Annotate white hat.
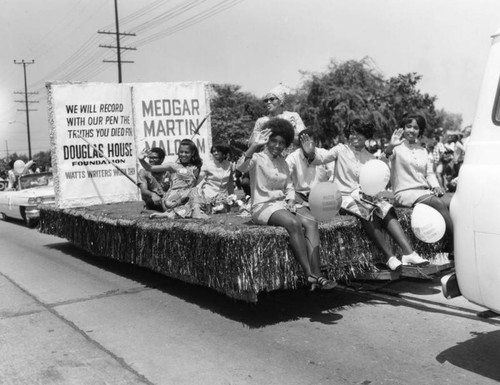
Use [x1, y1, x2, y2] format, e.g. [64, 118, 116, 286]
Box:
[267, 83, 291, 104]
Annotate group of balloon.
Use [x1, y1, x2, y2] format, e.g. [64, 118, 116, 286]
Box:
[309, 159, 446, 244]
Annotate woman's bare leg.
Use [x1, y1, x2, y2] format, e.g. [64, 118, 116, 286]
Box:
[268, 209, 311, 276]
[360, 217, 394, 262]
[295, 207, 321, 276]
[382, 211, 413, 255]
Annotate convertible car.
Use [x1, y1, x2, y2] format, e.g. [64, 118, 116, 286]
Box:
[0, 172, 55, 227]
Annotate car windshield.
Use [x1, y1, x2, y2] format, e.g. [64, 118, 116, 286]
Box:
[18, 173, 53, 190]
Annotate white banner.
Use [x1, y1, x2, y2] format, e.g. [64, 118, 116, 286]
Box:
[132, 81, 211, 163]
[48, 82, 139, 208]
[47, 81, 212, 209]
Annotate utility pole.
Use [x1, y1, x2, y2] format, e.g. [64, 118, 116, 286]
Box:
[98, 0, 136, 83]
[13, 59, 38, 159]
[5, 141, 9, 160]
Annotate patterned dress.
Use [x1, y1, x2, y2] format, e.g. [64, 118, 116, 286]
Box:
[194, 158, 234, 214]
[160, 162, 200, 218]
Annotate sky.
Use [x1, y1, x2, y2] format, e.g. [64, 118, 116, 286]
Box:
[1, 0, 500, 159]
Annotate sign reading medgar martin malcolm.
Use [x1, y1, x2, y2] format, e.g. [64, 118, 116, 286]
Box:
[132, 81, 212, 164]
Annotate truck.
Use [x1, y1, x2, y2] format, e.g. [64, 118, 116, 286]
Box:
[441, 26, 500, 315]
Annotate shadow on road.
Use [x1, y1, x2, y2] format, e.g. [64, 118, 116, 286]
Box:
[44, 241, 384, 328]
[383, 277, 443, 295]
[346, 276, 442, 296]
[46, 240, 493, 329]
[436, 330, 500, 382]
[1, 217, 29, 228]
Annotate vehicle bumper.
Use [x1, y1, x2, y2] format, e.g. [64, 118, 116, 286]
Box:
[441, 272, 461, 299]
[24, 205, 40, 219]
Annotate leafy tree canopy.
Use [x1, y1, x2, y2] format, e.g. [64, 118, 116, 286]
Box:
[32, 150, 52, 171]
[295, 57, 440, 143]
[434, 109, 463, 134]
[209, 83, 266, 159]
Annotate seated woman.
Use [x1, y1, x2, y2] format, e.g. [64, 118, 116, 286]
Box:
[137, 147, 170, 211]
[192, 143, 235, 219]
[138, 139, 202, 219]
[385, 114, 454, 254]
[304, 120, 429, 270]
[236, 118, 336, 290]
[286, 129, 336, 289]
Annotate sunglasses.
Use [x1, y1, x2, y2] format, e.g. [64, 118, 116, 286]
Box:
[263, 97, 278, 103]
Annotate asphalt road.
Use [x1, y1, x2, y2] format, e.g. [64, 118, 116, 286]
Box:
[1, 218, 499, 385]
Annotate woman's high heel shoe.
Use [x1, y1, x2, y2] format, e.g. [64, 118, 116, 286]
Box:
[307, 274, 337, 291]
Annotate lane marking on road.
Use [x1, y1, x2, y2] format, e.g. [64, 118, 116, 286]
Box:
[0, 309, 43, 320]
[47, 286, 153, 308]
[0, 271, 155, 385]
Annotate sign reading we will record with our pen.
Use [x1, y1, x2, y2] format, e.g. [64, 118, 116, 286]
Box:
[47, 81, 212, 209]
[48, 82, 139, 208]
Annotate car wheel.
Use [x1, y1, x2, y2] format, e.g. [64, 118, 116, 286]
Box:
[0, 212, 8, 221]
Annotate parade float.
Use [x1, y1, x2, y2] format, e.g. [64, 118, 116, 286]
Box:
[39, 81, 448, 302]
[39, 201, 447, 302]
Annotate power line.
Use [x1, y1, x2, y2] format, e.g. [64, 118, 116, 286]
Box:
[17, 0, 246, 96]
[28, 0, 101, 61]
[132, 0, 202, 34]
[102, 0, 171, 30]
[135, 0, 243, 46]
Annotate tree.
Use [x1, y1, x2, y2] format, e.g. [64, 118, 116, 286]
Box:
[385, 72, 438, 136]
[209, 84, 266, 159]
[295, 57, 441, 142]
[434, 109, 463, 134]
[0, 151, 51, 173]
[6, 153, 28, 165]
[33, 150, 52, 171]
[296, 58, 394, 143]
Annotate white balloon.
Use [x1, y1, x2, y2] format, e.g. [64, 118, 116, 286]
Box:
[309, 181, 342, 222]
[411, 203, 446, 243]
[359, 159, 390, 196]
[13, 160, 25, 175]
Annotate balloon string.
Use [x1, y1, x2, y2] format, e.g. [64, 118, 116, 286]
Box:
[413, 192, 437, 206]
[293, 209, 325, 224]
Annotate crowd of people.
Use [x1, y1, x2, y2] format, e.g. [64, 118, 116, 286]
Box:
[0, 159, 44, 190]
[137, 84, 466, 291]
